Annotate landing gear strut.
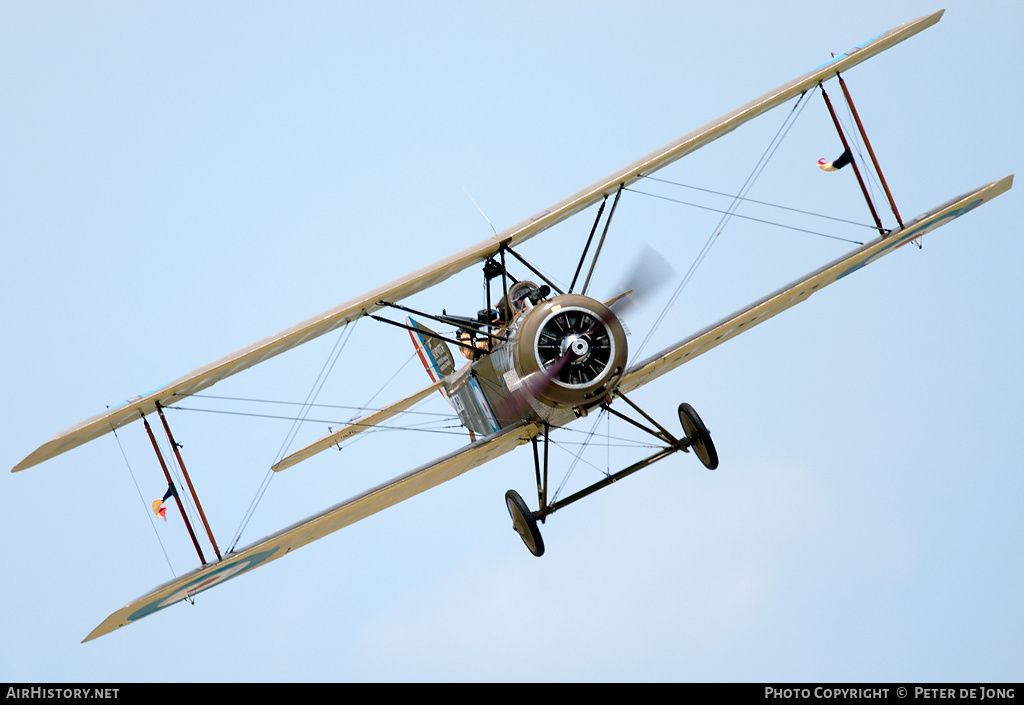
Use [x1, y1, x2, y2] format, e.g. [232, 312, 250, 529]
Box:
[505, 396, 719, 556]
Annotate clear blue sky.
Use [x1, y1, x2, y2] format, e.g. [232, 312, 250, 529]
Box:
[2, 1, 1020, 682]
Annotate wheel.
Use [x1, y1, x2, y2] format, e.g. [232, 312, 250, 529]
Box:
[504, 489, 545, 557]
[678, 403, 719, 470]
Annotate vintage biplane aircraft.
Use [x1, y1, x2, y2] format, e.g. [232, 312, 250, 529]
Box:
[11, 10, 1012, 642]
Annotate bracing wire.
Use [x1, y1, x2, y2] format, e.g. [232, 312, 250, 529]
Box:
[154, 431, 205, 540]
[185, 393, 455, 420]
[171, 349, 461, 451]
[635, 176, 877, 230]
[112, 425, 176, 577]
[173, 404, 459, 428]
[550, 409, 609, 504]
[354, 346, 423, 422]
[633, 91, 813, 360]
[228, 319, 360, 552]
[839, 94, 885, 206]
[624, 187, 866, 245]
[554, 423, 662, 449]
[171, 402, 465, 439]
[272, 318, 361, 466]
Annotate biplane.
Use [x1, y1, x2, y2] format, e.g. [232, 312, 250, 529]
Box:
[11, 10, 1012, 642]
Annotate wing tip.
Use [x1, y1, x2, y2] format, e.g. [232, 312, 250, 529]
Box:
[982, 174, 1014, 200]
[915, 8, 944, 29]
[82, 617, 123, 643]
[11, 449, 46, 473]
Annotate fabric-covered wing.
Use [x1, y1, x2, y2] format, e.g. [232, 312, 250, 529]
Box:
[618, 176, 1013, 395]
[12, 10, 942, 473]
[83, 420, 540, 642]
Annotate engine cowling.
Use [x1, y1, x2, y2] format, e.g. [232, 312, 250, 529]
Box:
[511, 294, 628, 409]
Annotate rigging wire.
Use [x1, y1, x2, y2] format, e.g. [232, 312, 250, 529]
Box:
[637, 176, 877, 230]
[154, 430, 205, 541]
[228, 319, 360, 553]
[112, 425, 176, 578]
[354, 346, 422, 423]
[555, 423, 662, 449]
[172, 347, 461, 457]
[273, 318, 361, 466]
[325, 346, 453, 452]
[549, 410, 609, 504]
[624, 187, 866, 245]
[839, 92, 885, 208]
[837, 89, 911, 244]
[184, 393, 455, 419]
[171, 404, 463, 435]
[633, 91, 813, 360]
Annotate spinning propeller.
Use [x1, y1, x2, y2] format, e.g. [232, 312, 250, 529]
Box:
[496, 246, 674, 421]
[534, 245, 674, 394]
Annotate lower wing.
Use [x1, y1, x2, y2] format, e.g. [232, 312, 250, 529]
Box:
[84, 420, 539, 642]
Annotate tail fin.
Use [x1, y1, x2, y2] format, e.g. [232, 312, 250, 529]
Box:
[406, 317, 456, 385]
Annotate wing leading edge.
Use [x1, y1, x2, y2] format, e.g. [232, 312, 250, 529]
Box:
[83, 420, 540, 642]
[11, 10, 944, 473]
[619, 176, 1014, 395]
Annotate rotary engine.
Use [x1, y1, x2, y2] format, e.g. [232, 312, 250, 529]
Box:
[505, 293, 628, 411]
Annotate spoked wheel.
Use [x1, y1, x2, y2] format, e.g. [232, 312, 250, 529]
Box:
[678, 403, 719, 470]
[505, 489, 545, 557]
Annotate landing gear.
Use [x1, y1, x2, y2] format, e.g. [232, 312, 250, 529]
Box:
[505, 489, 544, 557]
[504, 399, 718, 555]
[678, 402, 718, 470]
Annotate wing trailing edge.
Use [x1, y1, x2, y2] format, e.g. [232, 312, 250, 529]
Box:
[12, 10, 944, 473]
[619, 176, 1014, 395]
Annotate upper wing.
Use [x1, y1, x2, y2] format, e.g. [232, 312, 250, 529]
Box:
[618, 176, 1014, 395]
[83, 420, 540, 642]
[12, 10, 943, 473]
